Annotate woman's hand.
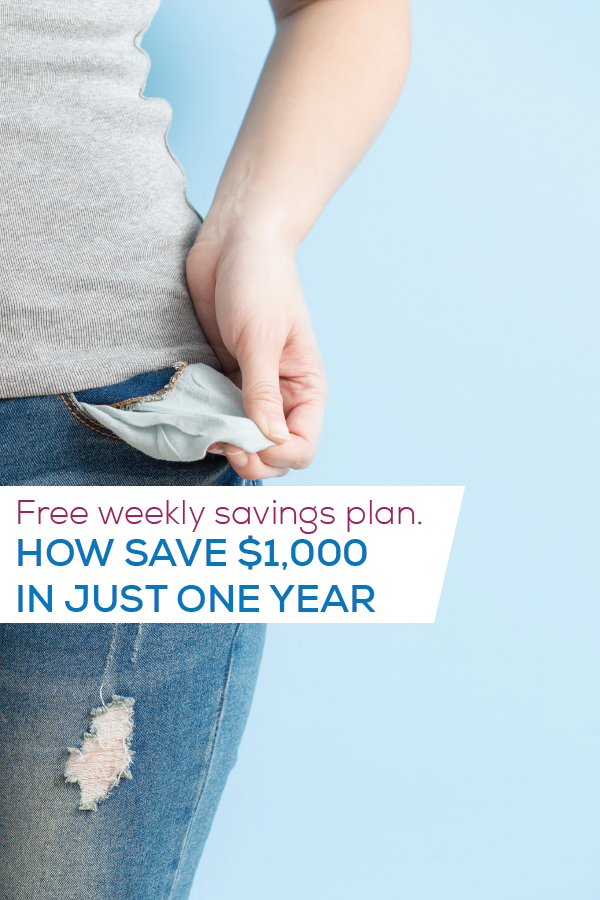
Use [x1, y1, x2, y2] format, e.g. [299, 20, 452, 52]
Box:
[186, 0, 410, 479]
[186, 222, 327, 480]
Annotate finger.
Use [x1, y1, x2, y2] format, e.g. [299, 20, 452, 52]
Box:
[224, 446, 248, 468]
[223, 446, 290, 480]
[255, 378, 326, 469]
[256, 433, 314, 470]
[227, 455, 290, 480]
[237, 341, 291, 445]
[209, 442, 289, 478]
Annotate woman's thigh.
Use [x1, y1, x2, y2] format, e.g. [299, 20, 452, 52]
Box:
[0, 623, 266, 900]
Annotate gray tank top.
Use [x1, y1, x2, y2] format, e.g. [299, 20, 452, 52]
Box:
[0, 0, 218, 399]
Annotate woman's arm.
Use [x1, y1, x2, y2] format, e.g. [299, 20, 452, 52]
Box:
[187, 0, 411, 479]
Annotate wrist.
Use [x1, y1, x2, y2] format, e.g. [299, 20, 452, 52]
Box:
[198, 169, 313, 251]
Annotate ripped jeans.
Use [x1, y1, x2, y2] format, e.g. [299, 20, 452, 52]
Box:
[0, 623, 266, 900]
[0, 370, 265, 898]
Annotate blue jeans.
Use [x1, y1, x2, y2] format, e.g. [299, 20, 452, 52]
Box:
[0, 368, 255, 487]
[0, 623, 266, 899]
[0, 370, 264, 897]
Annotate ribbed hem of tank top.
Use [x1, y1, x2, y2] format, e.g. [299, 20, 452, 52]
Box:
[0, 348, 222, 400]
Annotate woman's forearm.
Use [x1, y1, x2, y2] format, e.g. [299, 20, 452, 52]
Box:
[202, 0, 411, 246]
[189, 0, 410, 478]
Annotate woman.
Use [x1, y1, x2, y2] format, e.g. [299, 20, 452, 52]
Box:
[0, 1, 410, 896]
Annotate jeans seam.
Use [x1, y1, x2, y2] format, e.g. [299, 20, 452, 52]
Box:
[166, 624, 242, 900]
[60, 393, 120, 439]
[62, 362, 188, 440]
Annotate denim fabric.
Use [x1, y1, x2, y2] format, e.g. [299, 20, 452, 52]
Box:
[0, 369, 255, 487]
[0, 371, 265, 897]
[0, 623, 266, 900]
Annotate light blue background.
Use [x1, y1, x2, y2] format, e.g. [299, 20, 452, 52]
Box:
[144, 2, 599, 897]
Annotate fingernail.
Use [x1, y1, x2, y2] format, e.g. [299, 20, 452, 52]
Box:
[266, 415, 289, 442]
[209, 443, 225, 454]
[227, 448, 248, 466]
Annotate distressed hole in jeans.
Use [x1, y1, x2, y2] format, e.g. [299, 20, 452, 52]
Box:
[65, 695, 134, 811]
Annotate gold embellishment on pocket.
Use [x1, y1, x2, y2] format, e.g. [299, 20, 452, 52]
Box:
[109, 361, 188, 411]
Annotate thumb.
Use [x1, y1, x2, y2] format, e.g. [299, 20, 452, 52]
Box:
[238, 342, 290, 444]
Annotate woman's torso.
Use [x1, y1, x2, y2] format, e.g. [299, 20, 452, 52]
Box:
[0, 0, 216, 399]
